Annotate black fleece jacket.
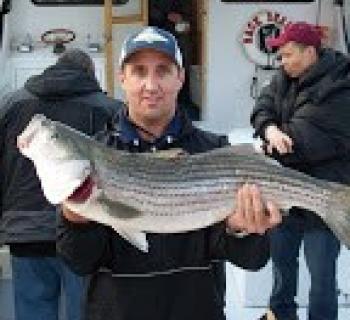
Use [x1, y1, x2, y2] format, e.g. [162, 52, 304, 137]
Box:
[57, 109, 270, 320]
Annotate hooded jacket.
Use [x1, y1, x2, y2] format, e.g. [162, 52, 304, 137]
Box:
[0, 61, 122, 252]
[251, 48, 350, 184]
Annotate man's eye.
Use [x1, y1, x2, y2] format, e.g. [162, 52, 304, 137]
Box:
[157, 66, 171, 76]
[132, 66, 147, 77]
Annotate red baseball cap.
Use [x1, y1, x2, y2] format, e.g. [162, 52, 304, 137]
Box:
[266, 22, 322, 49]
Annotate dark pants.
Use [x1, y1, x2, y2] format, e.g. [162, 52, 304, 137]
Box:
[269, 209, 340, 320]
[11, 255, 84, 320]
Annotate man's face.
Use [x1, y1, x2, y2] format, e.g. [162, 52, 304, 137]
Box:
[118, 49, 184, 127]
[278, 42, 316, 78]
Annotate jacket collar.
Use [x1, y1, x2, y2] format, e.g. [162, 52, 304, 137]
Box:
[117, 108, 183, 147]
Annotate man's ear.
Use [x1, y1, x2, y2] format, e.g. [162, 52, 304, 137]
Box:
[118, 69, 126, 88]
[178, 68, 185, 88]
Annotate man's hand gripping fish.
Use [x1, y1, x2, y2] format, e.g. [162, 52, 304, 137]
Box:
[17, 114, 350, 252]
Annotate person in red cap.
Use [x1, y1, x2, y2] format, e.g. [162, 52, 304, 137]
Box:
[251, 21, 350, 320]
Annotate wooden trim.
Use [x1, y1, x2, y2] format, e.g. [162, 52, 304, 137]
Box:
[141, 0, 149, 25]
[104, 0, 148, 97]
[112, 14, 143, 24]
[104, 0, 114, 97]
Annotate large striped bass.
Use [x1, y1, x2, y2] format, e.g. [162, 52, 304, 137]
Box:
[18, 114, 350, 252]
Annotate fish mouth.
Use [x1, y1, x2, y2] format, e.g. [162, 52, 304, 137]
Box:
[17, 114, 47, 152]
[17, 130, 36, 151]
[67, 175, 95, 203]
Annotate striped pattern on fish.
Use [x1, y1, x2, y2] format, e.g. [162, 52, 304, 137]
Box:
[17, 114, 350, 251]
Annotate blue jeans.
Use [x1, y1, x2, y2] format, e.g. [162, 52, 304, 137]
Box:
[269, 209, 340, 320]
[11, 255, 84, 320]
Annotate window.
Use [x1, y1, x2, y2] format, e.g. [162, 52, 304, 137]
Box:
[32, 0, 129, 5]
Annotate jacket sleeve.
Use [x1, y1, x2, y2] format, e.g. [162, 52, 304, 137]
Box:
[0, 92, 15, 120]
[209, 223, 270, 271]
[57, 214, 112, 275]
[272, 92, 350, 167]
[0, 117, 4, 224]
[0, 100, 12, 227]
[250, 74, 280, 139]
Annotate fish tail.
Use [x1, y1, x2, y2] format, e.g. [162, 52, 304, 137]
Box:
[323, 184, 350, 248]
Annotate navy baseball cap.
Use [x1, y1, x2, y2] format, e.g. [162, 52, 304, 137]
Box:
[118, 26, 183, 68]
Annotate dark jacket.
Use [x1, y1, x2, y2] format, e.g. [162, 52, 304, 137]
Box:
[57, 109, 270, 320]
[0, 62, 122, 252]
[251, 48, 350, 185]
[149, 0, 190, 33]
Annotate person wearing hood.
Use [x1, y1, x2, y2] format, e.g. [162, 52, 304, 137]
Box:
[0, 48, 122, 320]
[250, 22, 350, 320]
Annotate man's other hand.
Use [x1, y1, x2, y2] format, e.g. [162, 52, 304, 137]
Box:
[61, 204, 90, 224]
[226, 184, 282, 235]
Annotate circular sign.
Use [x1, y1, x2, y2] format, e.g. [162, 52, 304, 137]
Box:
[241, 10, 289, 67]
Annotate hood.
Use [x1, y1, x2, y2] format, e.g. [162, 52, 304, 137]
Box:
[299, 48, 350, 102]
[25, 62, 102, 99]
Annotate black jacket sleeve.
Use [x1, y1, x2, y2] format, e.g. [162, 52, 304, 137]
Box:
[0, 116, 4, 224]
[0, 100, 12, 226]
[210, 223, 269, 271]
[250, 74, 280, 139]
[57, 214, 111, 275]
[272, 92, 350, 167]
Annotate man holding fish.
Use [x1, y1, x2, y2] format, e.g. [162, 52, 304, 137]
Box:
[52, 27, 282, 320]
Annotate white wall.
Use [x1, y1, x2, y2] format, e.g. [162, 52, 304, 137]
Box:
[9, 0, 140, 47]
[0, 10, 12, 94]
[203, 0, 318, 133]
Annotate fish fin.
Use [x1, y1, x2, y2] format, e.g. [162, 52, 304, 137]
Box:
[323, 184, 350, 249]
[229, 143, 258, 155]
[103, 197, 142, 219]
[150, 148, 187, 159]
[228, 144, 281, 166]
[111, 225, 149, 252]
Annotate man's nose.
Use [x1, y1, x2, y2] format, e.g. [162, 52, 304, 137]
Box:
[143, 73, 159, 91]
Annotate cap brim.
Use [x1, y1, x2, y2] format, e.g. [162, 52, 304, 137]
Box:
[265, 36, 287, 49]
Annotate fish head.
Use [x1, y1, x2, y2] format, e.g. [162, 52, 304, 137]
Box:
[18, 114, 85, 162]
[18, 114, 92, 204]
